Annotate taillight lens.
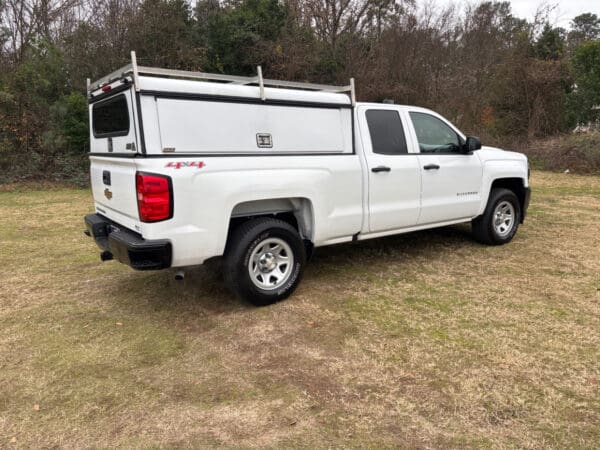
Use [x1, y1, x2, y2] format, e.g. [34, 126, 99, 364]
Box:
[136, 172, 172, 222]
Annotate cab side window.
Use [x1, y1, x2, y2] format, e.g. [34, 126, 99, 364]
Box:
[366, 110, 408, 155]
[409, 112, 461, 154]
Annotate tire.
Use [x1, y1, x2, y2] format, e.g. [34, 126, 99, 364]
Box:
[472, 188, 521, 245]
[223, 217, 306, 306]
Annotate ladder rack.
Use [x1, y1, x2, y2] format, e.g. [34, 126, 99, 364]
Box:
[88, 51, 356, 105]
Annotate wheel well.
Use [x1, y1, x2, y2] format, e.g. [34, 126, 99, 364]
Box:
[490, 178, 527, 222]
[226, 198, 315, 257]
[228, 212, 299, 236]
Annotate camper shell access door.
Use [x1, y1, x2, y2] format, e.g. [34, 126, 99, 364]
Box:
[88, 78, 141, 155]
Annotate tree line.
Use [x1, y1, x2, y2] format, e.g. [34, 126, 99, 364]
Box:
[1, 0, 599, 182]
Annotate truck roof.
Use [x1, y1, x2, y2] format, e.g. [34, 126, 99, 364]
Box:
[355, 102, 431, 111]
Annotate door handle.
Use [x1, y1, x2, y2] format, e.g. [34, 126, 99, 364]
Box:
[371, 166, 391, 173]
[423, 164, 440, 170]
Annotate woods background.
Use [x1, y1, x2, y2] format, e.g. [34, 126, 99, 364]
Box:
[1, 0, 599, 184]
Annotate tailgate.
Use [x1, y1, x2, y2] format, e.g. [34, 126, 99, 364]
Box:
[90, 156, 141, 232]
[88, 82, 143, 231]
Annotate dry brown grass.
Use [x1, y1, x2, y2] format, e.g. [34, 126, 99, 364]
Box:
[1, 171, 599, 448]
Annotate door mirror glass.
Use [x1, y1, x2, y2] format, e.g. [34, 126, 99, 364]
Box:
[465, 136, 482, 152]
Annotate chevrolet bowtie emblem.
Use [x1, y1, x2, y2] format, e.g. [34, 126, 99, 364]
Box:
[104, 188, 113, 200]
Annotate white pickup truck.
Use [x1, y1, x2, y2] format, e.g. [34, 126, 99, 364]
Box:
[84, 52, 530, 305]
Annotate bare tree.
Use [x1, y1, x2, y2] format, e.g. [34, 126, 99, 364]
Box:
[304, 0, 411, 46]
[1, 0, 82, 61]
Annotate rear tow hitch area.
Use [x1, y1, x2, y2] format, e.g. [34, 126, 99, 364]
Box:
[84, 213, 172, 270]
[84, 229, 113, 261]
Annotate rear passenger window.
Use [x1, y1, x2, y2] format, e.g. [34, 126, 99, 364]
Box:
[366, 110, 407, 155]
[92, 94, 130, 137]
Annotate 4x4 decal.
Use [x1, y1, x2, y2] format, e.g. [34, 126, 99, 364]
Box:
[165, 161, 205, 169]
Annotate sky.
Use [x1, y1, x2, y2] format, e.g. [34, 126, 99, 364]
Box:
[434, 0, 600, 27]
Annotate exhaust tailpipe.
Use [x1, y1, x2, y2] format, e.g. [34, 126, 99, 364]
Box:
[174, 270, 185, 281]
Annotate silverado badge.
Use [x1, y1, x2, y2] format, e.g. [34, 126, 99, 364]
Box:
[104, 188, 113, 200]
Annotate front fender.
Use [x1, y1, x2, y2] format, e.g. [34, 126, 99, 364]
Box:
[478, 159, 528, 216]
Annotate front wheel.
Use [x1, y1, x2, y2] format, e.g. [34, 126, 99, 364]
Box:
[223, 217, 306, 306]
[472, 188, 521, 245]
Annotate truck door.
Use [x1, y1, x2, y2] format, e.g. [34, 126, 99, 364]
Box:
[359, 106, 421, 232]
[407, 110, 483, 225]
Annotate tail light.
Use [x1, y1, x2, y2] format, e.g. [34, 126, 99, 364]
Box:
[136, 172, 173, 222]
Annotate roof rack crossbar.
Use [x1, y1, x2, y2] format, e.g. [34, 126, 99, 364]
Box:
[88, 51, 356, 103]
[89, 63, 133, 92]
[131, 65, 352, 93]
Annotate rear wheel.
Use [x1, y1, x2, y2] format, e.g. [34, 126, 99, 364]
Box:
[472, 188, 521, 245]
[224, 217, 306, 306]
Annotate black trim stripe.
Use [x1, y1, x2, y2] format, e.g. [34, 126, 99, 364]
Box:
[134, 91, 147, 154]
[88, 151, 474, 158]
[351, 108, 356, 155]
[89, 152, 137, 158]
[145, 152, 354, 157]
[89, 152, 355, 158]
[140, 90, 352, 109]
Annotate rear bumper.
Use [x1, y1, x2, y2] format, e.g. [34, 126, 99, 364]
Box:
[84, 213, 171, 270]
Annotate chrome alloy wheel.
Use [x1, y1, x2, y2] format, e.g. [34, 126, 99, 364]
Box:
[248, 237, 294, 290]
[493, 201, 515, 237]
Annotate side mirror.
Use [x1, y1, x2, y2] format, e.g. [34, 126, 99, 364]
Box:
[465, 136, 481, 152]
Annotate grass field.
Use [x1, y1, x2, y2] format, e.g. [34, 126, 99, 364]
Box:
[1, 171, 599, 448]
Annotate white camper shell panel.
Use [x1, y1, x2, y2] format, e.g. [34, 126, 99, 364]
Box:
[136, 76, 353, 155]
[154, 98, 351, 154]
